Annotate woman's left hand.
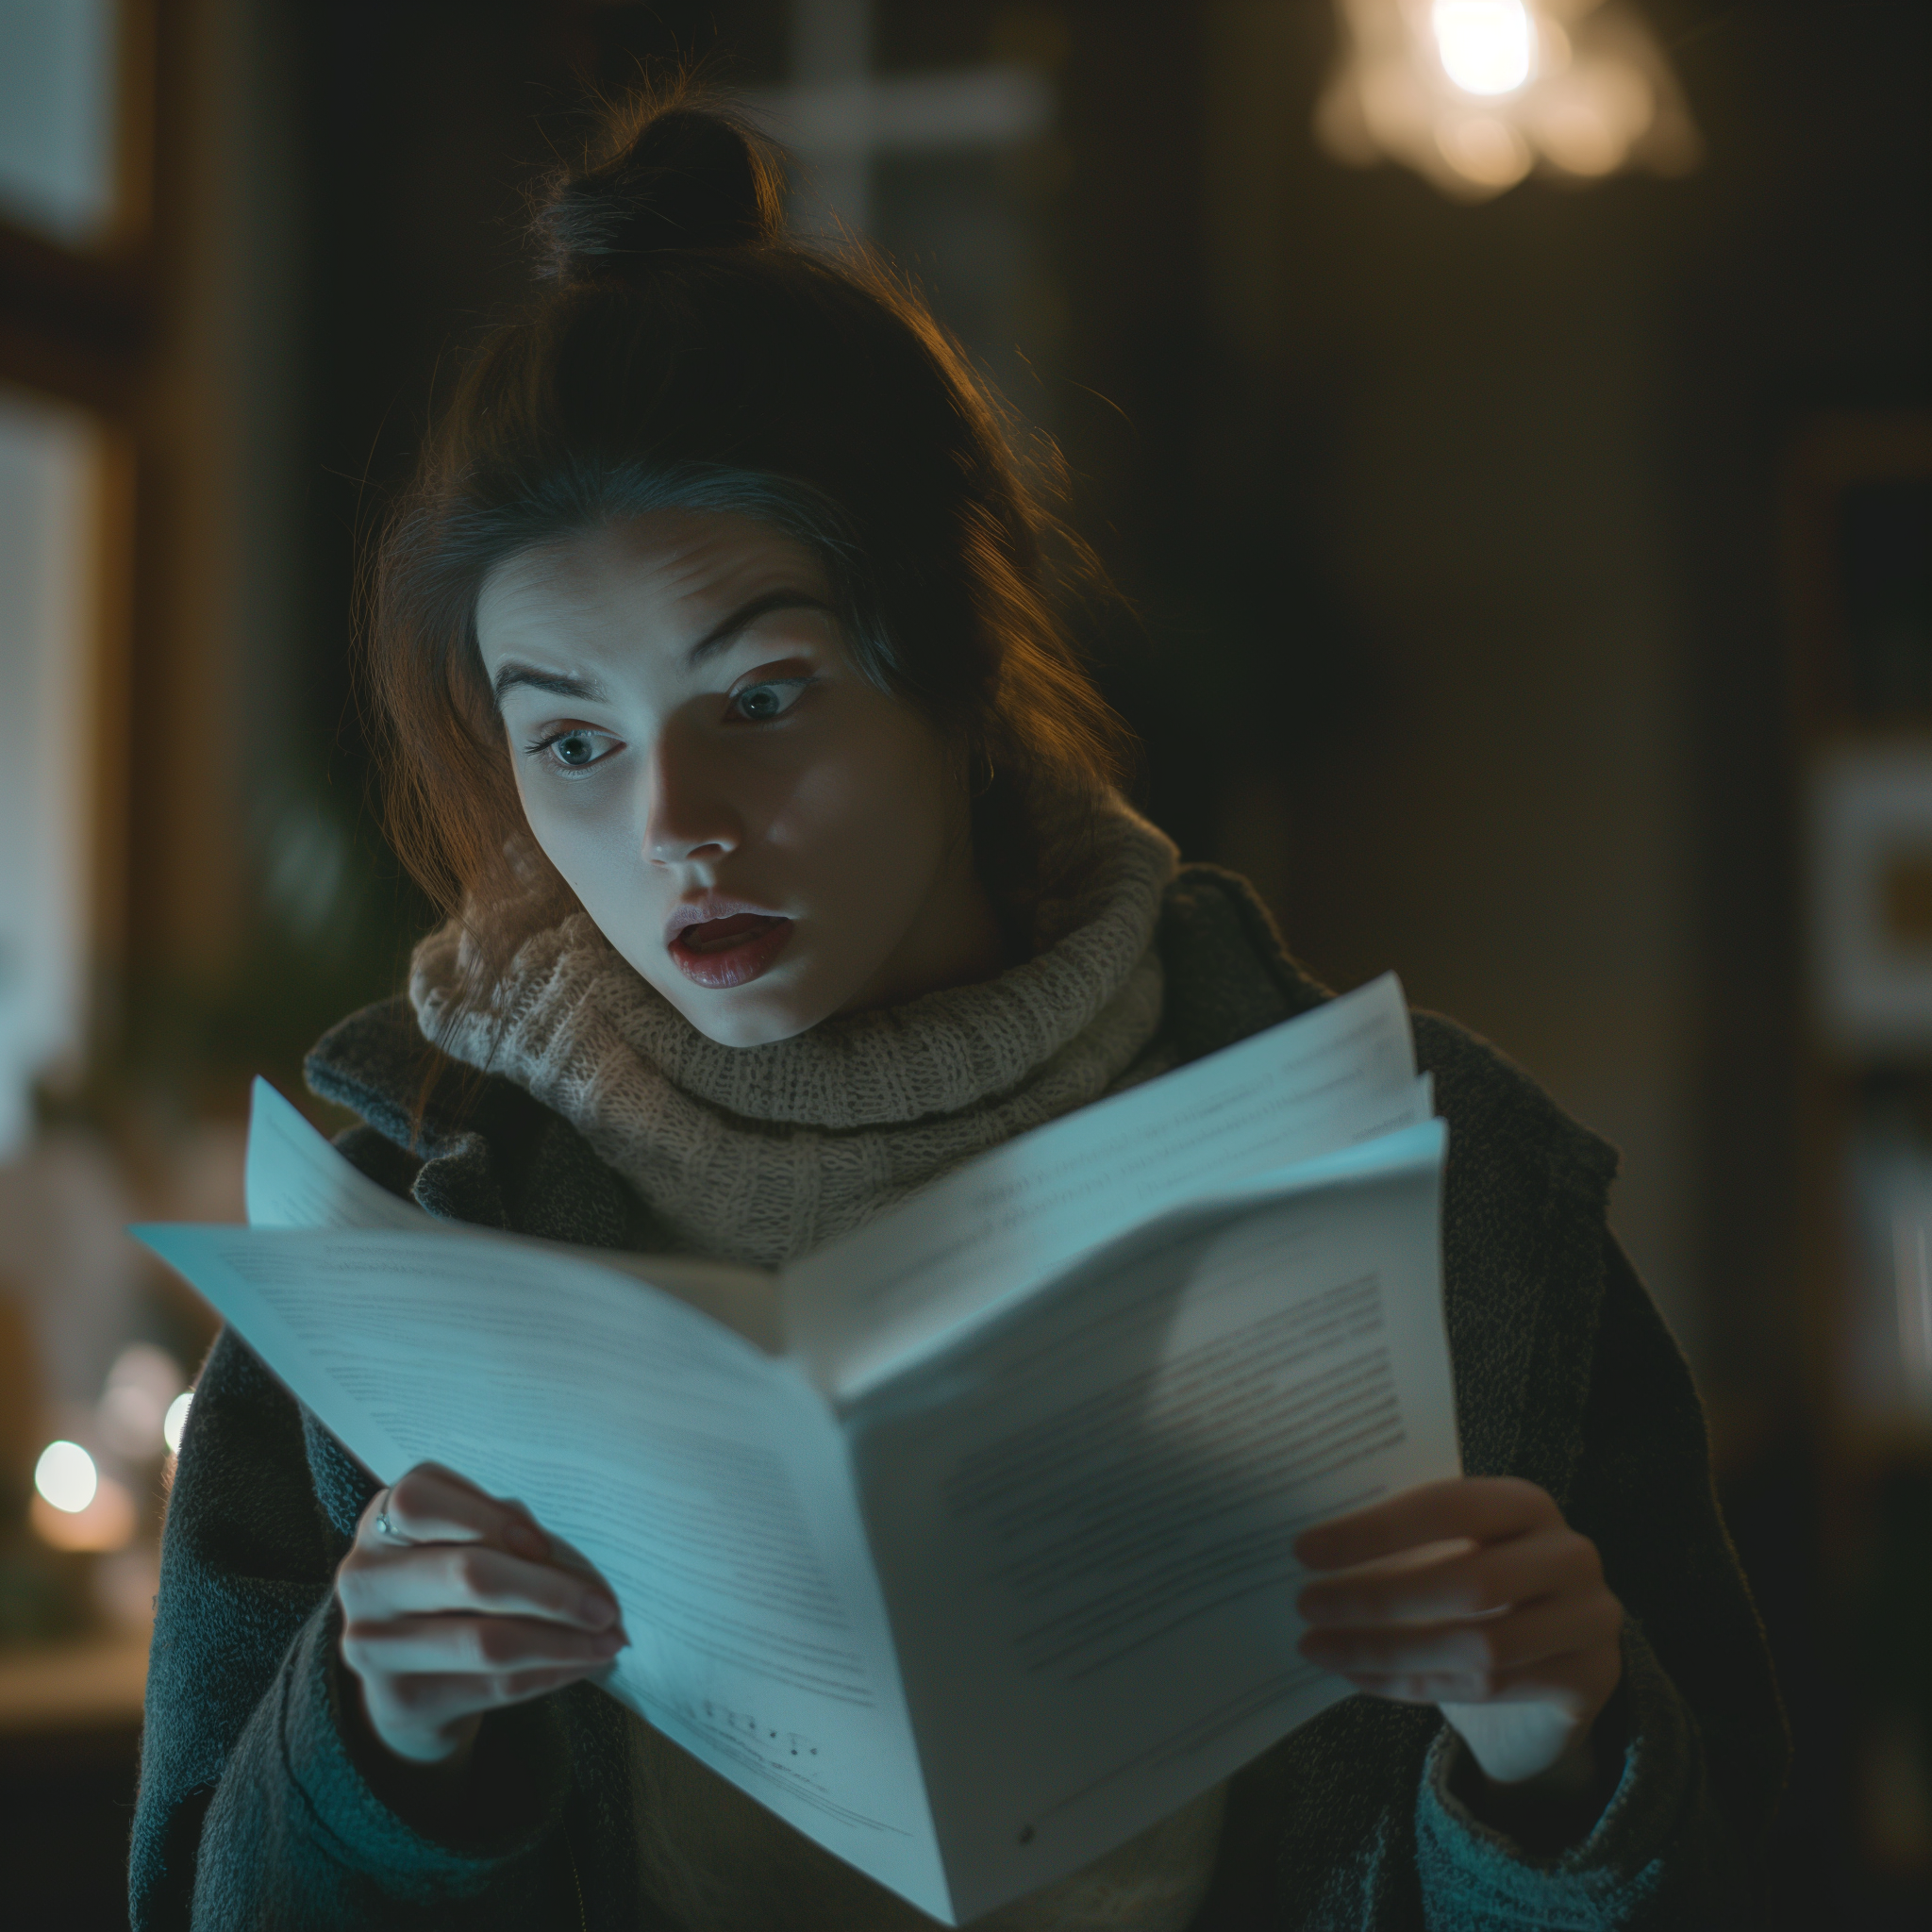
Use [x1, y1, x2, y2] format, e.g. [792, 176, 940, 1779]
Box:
[1294, 1476, 1624, 1789]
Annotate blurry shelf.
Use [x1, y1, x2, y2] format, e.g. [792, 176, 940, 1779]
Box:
[0, 1627, 148, 1734]
[1787, 416, 1932, 1468]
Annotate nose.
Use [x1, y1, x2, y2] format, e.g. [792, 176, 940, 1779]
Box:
[642, 722, 741, 867]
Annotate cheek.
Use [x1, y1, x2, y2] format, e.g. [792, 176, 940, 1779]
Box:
[508, 765, 648, 914]
[768, 715, 954, 890]
[510, 764, 584, 862]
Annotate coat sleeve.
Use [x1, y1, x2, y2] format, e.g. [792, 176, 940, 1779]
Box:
[1410, 1233, 1790, 1928]
[129, 1326, 579, 1930]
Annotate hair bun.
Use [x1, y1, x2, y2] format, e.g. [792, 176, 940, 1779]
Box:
[536, 101, 785, 282]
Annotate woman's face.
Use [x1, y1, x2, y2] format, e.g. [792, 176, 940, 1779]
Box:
[476, 508, 999, 1047]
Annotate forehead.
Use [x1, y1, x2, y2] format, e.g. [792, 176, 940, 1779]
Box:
[475, 508, 828, 660]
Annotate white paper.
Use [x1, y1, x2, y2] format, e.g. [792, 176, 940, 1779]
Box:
[138, 974, 1461, 1924]
[845, 1123, 1457, 1917]
[137, 1218, 952, 1916]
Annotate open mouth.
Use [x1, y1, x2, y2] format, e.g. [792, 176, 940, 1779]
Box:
[668, 912, 793, 990]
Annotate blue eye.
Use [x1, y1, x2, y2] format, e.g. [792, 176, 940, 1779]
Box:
[524, 727, 615, 770]
[730, 678, 810, 722]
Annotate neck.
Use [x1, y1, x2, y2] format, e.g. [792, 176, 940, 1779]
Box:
[838, 842, 1011, 1015]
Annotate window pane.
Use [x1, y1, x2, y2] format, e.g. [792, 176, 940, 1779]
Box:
[0, 0, 119, 246]
[0, 387, 103, 1154]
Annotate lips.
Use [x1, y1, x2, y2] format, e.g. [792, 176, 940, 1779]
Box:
[678, 913, 780, 954]
[666, 902, 793, 991]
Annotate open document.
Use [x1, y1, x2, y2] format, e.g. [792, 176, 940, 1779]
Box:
[135, 973, 1461, 1925]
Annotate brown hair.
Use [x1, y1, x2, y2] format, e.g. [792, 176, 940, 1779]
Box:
[364, 82, 1133, 1017]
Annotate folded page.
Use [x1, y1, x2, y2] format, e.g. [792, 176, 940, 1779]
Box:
[136, 1222, 952, 1917]
[244, 1078, 435, 1232]
[845, 1121, 1457, 1921]
[242, 1079, 790, 1353]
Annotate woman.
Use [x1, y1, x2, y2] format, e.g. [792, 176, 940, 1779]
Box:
[131, 91, 1786, 1930]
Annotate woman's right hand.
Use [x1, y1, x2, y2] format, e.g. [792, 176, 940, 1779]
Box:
[335, 1460, 629, 1770]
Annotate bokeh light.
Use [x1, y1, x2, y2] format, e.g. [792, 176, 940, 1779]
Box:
[162, 1390, 192, 1454]
[34, 1439, 97, 1514]
[96, 1341, 185, 1457]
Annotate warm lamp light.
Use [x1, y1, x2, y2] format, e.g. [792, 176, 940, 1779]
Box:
[1317, 0, 1700, 201]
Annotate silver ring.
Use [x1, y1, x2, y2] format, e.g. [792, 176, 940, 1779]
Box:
[374, 1491, 405, 1541]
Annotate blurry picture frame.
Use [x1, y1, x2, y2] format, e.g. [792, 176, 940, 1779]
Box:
[1788, 414, 1932, 1053]
[1811, 746, 1932, 1054]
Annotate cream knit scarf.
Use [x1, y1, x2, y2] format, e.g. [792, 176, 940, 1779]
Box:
[408, 799, 1181, 1271]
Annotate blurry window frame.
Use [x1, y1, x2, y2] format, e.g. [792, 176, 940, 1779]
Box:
[0, 0, 154, 1091]
[0, 0, 153, 412]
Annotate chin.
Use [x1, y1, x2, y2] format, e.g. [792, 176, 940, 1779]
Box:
[689, 1004, 824, 1049]
[651, 973, 842, 1050]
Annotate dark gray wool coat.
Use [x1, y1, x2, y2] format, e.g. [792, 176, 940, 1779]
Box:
[130, 866, 1788, 1930]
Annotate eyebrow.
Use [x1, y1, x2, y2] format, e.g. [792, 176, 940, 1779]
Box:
[685, 590, 835, 668]
[491, 665, 612, 709]
[490, 590, 835, 709]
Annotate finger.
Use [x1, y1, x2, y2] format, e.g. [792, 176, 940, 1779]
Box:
[1298, 1588, 1624, 1679]
[1300, 1524, 1600, 1627]
[1291, 1591, 1623, 1684]
[342, 1614, 628, 1678]
[339, 1541, 624, 1630]
[366, 1662, 607, 1734]
[1294, 1478, 1559, 1572]
[539, 1525, 608, 1585]
[1320, 1664, 1599, 1709]
[358, 1463, 550, 1561]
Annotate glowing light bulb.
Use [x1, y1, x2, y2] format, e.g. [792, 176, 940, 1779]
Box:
[35, 1440, 99, 1514]
[163, 1391, 193, 1454]
[1317, 0, 1700, 201]
[1432, 0, 1536, 96]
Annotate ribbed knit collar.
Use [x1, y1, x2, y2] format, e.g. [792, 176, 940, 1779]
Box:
[408, 799, 1178, 1265]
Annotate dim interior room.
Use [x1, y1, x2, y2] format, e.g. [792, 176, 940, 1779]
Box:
[0, 0, 1925, 1924]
